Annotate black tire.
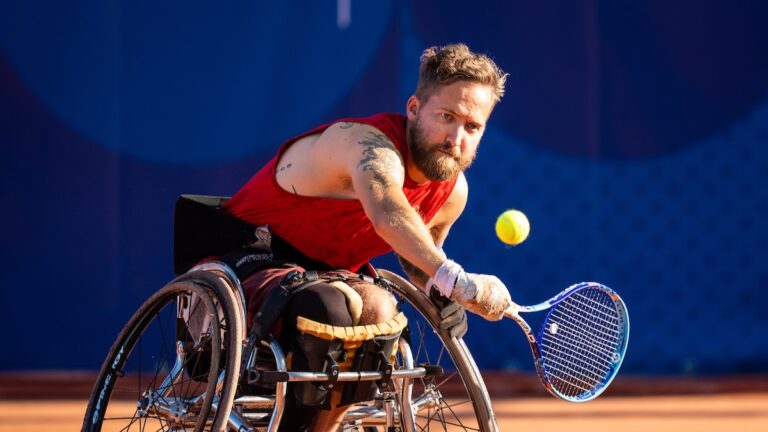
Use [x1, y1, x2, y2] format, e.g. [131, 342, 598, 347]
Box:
[82, 281, 222, 432]
[177, 270, 245, 432]
[375, 270, 498, 432]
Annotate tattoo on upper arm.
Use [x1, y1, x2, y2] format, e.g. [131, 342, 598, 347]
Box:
[357, 131, 401, 190]
[277, 163, 293, 173]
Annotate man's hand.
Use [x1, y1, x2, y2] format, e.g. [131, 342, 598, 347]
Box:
[452, 273, 512, 321]
[433, 260, 514, 321]
[429, 288, 468, 338]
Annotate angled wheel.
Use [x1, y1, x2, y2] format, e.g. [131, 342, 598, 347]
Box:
[377, 269, 498, 432]
[178, 269, 245, 432]
[82, 280, 223, 432]
[83, 269, 245, 432]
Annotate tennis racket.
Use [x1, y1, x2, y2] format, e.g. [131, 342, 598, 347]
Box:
[504, 282, 629, 402]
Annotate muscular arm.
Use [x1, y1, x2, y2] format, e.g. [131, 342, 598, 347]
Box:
[309, 122, 507, 321]
[343, 124, 458, 278]
[397, 176, 468, 288]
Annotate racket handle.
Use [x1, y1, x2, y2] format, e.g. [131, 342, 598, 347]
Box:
[504, 304, 522, 320]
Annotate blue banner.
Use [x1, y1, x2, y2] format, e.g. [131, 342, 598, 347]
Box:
[1, 0, 766, 374]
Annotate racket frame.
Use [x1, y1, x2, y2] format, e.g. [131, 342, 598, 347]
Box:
[506, 282, 630, 402]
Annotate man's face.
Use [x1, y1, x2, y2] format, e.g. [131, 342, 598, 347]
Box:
[406, 81, 495, 182]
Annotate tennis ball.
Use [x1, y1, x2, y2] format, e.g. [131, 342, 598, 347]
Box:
[495, 209, 530, 246]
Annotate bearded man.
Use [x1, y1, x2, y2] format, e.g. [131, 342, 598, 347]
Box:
[221, 43, 514, 431]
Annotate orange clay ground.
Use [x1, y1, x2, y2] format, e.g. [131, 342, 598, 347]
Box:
[1, 393, 766, 431]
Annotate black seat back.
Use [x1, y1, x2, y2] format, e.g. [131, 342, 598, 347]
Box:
[173, 195, 261, 275]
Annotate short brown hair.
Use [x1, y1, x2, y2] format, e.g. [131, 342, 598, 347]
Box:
[415, 43, 508, 103]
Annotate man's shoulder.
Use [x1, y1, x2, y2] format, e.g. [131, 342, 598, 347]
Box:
[337, 112, 405, 126]
[334, 113, 406, 144]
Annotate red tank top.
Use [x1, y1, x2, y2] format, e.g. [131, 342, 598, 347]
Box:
[224, 113, 458, 272]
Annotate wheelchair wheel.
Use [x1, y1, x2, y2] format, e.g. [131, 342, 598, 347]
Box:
[375, 269, 498, 432]
[178, 269, 245, 432]
[83, 271, 244, 432]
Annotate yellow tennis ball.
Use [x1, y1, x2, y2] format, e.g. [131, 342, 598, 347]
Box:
[495, 209, 530, 246]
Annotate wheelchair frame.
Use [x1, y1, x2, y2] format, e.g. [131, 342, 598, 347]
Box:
[82, 261, 498, 432]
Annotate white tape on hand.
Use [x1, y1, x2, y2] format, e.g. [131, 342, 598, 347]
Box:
[452, 273, 512, 321]
[432, 260, 464, 298]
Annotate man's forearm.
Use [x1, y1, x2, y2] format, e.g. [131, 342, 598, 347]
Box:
[396, 254, 430, 289]
[368, 193, 446, 277]
[347, 125, 448, 277]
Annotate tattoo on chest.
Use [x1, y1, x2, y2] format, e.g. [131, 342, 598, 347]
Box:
[357, 132, 397, 189]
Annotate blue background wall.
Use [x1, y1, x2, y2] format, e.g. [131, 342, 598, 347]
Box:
[1, 0, 766, 375]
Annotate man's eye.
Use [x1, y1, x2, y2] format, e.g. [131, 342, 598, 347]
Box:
[439, 113, 452, 120]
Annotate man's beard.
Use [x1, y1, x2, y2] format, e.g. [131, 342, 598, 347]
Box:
[407, 118, 476, 182]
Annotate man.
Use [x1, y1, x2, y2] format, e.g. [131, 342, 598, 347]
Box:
[223, 43, 514, 431]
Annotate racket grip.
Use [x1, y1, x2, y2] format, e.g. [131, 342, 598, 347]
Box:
[504, 304, 522, 320]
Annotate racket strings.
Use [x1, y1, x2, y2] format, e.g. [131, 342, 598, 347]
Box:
[549, 302, 620, 352]
[547, 294, 621, 357]
[537, 350, 604, 386]
[540, 336, 609, 384]
[542, 326, 616, 368]
[539, 288, 624, 399]
[566, 296, 623, 335]
[543, 321, 616, 359]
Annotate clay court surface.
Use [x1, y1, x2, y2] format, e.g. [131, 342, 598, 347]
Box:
[1, 393, 766, 431]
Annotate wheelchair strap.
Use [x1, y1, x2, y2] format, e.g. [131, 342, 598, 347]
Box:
[217, 247, 281, 282]
[250, 270, 321, 342]
[244, 269, 393, 365]
[249, 270, 387, 337]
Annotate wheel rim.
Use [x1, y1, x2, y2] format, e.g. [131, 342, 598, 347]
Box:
[342, 270, 495, 432]
[398, 297, 482, 432]
[86, 284, 221, 432]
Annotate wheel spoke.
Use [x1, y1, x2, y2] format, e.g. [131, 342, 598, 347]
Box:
[361, 270, 495, 431]
[83, 282, 227, 432]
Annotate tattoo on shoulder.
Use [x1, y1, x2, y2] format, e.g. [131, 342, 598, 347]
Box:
[357, 131, 400, 189]
[339, 122, 355, 129]
[277, 162, 292, 173]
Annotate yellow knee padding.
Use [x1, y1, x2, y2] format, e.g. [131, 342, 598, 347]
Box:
[296, 312, 408, 369]
[296, 312, 407, 342]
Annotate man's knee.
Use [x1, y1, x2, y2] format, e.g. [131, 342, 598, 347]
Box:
[355, 283, 398, 325]
[282, 279, 406, 410]
[284, 283, 355, 332]
[286, 280, 398, 327]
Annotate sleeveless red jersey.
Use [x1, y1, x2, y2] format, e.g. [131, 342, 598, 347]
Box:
[224, 113, 458, 272]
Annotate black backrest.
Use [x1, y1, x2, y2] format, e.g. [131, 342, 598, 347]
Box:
[173, 195, 259, 275]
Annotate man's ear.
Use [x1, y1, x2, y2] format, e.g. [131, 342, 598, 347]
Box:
[406, 96, 420, 120]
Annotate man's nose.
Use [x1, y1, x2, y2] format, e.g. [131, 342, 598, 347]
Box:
[446, 126, 464, 148]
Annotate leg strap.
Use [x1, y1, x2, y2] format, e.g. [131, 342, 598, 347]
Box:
[248, 270, 324, 342]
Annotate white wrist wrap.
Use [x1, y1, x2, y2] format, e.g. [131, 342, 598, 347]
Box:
[433, 260, 464, 298]
[425, 277, 435, 293]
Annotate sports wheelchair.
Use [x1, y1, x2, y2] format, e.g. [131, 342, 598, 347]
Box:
[81, 196, 498, 431]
